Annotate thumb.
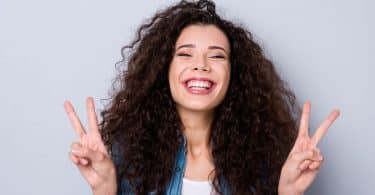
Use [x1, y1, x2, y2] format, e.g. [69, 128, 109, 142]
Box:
[71, 142, 106, 163]
[287, 150, 316, 171]
[281, 150, 316, 183]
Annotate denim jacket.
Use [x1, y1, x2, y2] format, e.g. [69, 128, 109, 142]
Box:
[112, 136, 231, 195]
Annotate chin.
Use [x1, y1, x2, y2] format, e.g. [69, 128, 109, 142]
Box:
[178, 102, 217, 112]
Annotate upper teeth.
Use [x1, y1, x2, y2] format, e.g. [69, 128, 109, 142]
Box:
[187, 80, 212, 88]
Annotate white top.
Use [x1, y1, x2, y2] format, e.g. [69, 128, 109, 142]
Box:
[181, 178, 218, 195]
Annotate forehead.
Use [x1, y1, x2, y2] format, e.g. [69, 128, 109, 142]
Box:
[175, 24, 230, 51]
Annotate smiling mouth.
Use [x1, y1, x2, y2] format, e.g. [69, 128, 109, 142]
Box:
[186, 80, 213, 89]
[183, 78, 216, 95]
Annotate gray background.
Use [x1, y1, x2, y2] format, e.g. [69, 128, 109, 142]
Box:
[0, 0, 373, 194]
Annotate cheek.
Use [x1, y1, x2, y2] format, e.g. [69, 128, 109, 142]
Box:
[169, 60, 190, 84]
[217, 64, 231, 98]
[218, 63, 231, 85]
[168, 62, 182, 93]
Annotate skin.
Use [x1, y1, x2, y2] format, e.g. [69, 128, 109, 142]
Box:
[168, 25, 231, 181]
[278, 102, 340, 195]
[64, 25, 340, 195]
[64, 98, 117, 195]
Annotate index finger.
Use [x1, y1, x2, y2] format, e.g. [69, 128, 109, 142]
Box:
[64, 100, 86, 138]
[311, 109, 340, 146]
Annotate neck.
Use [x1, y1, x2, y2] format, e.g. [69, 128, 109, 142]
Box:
[177, 107, 214, 157]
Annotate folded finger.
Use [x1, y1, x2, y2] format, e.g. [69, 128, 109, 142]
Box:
[289, 150, 314, 170]
[71, 145, 105, 163]
[299, 159, 312, 170]
[69, 150, 89, 165]
[298, 148, 322, 170]
[309, 161, 322, 170]
[69, 152, 79, 164]
[79, 158, 89, 165]
[71, 141, 82, 149]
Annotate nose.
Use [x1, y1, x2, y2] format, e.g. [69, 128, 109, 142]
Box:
[192, 66, 210, 72]
[192, 57, 211, 72]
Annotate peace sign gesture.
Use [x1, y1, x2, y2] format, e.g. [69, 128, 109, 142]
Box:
[278, 101, 340, 195]
[64, 97, 117, 195]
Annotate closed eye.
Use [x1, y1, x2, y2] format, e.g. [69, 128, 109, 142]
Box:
[176, 53, 192, 57]
[210, 55, 225, 59]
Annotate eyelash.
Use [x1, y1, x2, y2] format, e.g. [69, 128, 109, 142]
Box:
[176, 53, 191, 57]
[212, 55, 225, 59]
[176, 53, 225, 59]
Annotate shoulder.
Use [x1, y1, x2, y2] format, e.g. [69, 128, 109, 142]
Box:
[110, 142, 136, 195]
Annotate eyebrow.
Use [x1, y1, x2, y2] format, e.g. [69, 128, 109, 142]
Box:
[176, 44, 227, 53]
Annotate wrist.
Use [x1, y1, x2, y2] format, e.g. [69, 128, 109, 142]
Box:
[278, 185, 303, 195]
[92, 178, 117, 195]
[93, 184, 117, 195]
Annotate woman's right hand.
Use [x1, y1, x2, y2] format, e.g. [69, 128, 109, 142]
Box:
[64, 97, 117, 195]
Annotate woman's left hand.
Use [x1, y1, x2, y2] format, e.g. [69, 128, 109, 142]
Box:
[278, 101, 340, 195]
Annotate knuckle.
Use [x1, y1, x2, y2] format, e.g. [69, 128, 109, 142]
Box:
[81, 147, 89, 156]
[290, 153, 300, 161]
[70, 142, 80, 149]
[97, 152, 106, 162]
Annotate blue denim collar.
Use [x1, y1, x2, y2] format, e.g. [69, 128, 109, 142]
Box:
[114, 135, 231, 194]
[165, 135, 231, 195]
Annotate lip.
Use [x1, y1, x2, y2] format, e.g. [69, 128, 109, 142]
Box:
[182, 77, 217, 95]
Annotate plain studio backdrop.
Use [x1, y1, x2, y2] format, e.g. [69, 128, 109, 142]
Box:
[0, 0, 374, 194]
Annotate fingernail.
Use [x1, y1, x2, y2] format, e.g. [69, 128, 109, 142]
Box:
[318, 155, 323, 161]
[72, 158, 79, 164]
[81, 158, 88, 165]
[71, 149, 80, 154]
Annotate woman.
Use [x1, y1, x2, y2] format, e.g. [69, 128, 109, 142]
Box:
[64, 0, 340, 194]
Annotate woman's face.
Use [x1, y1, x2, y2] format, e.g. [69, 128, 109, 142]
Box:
[168, 24, 231, 112]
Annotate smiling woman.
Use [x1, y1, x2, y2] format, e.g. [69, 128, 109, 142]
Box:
[169, 25, 231, 111]
[63, 0, 340, 195]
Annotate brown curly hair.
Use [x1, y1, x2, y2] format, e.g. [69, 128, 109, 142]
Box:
[99, 0, 300, 194]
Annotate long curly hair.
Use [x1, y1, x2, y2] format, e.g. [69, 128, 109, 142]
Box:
[99, 0, 300, 194]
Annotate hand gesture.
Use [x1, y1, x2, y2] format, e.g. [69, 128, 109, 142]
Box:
[64, 97, 117, 195]
[278, 101, 340, 195]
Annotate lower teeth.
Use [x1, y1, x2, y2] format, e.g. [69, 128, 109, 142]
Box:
[190, 87, 209, 89]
